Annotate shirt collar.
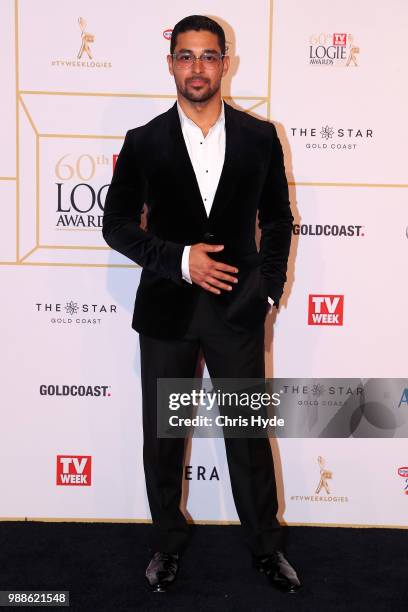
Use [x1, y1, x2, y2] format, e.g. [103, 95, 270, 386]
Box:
[177, 100, 225, 132]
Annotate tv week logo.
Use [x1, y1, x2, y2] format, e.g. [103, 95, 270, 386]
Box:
[333, 33, 347, 46]
[308, 295, 344, 325]
[56, 455, 92, 486]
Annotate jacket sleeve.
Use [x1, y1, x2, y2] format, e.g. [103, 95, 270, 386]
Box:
[257, 125, 294, 308]
[102, 130, 184, 285]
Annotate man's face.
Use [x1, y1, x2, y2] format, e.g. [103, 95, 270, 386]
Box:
[167, 30, 229, 103]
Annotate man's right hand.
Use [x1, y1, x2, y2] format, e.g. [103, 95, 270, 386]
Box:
[189, 243, 239, 295]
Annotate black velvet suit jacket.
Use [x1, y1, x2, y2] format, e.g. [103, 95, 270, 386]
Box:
[102, 101, 293, 340]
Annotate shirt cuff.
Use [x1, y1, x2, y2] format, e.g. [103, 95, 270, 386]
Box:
[267, 296, 274, 308]
[181, 246, 192, 283]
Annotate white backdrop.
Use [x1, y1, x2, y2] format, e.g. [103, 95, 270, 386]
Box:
[1, 0, 407, 527]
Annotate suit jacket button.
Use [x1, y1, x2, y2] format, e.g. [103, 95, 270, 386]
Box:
[203, 232, 216, 243]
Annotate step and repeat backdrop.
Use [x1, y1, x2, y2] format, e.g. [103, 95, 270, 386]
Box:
[1, 0, 407, 526]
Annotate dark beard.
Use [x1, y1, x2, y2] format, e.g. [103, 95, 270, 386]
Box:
[177, 78, 220, 103]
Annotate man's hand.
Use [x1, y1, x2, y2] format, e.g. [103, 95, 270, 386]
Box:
[189, 243, 239, 294]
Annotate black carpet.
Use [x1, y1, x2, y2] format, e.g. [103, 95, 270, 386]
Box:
[0, 522, 406, 611]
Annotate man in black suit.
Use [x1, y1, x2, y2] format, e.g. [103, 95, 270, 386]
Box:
[103, 15, 300, 594]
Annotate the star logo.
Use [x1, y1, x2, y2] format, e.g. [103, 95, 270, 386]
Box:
[311, 384, 325, 397]
[65, 301, 79, 315]
[320, 125, 335, 140]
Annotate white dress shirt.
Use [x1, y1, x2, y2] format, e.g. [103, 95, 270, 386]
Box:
[177, 101, 273, 307]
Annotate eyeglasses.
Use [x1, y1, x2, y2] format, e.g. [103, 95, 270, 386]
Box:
[171, 51, 225, 69]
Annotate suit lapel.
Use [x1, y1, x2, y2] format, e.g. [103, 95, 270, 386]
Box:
[168, 103, 208, 225]
[208, 102, 242, 222]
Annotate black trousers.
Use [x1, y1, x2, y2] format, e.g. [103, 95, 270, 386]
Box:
[139, 289, 281, 556]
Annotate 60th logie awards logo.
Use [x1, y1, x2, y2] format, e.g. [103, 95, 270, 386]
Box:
[308, 33, 360, 67]
[51, 16, 112, 69]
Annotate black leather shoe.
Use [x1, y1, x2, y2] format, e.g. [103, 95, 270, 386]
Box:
[145, 552, 179, 592]
[254, 551, 301, 593]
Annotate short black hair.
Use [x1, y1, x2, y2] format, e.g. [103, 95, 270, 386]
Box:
[170, 15, 226, 55]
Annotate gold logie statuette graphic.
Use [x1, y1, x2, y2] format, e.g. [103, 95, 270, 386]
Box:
[50, 15, 111, 68]
[315, 456, 333, 495]
[346, 46, 360, 67]
[77, 17, 94, 60]
[290, 454, 348, 503]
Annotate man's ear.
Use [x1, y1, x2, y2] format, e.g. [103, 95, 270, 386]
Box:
[222, 54, 230, 78]
[167, 54, 174, 76]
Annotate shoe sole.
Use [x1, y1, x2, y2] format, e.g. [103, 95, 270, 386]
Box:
[145, 577, 176, 593]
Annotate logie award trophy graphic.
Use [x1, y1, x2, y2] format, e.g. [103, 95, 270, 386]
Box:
[315, 456, 333, 495]
[77, 17, 94, 60]
[346, 46, 360, 66]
